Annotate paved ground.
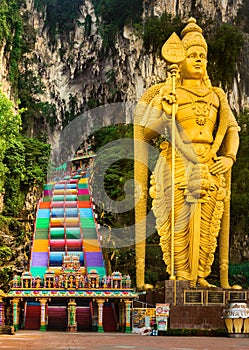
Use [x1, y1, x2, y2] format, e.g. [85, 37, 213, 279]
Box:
[0, 331, 249, 350]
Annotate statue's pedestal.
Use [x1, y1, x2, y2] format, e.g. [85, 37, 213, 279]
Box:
[164, 280, 225, 329]
[169, 304, 225, 329]
[145, 281, 249, 330]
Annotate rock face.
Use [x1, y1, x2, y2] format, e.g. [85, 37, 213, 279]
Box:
[152, 0, 243, 21]
[16, 0, 248, 148]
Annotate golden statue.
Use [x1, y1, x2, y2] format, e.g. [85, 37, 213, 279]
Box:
[134, 18, 240, 289]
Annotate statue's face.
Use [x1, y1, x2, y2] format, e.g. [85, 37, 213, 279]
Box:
[180, 46, 207, 80]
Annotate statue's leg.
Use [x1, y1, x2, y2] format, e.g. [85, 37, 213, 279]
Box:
[197, 187, 223, 287]
[159, 183, 192, 281]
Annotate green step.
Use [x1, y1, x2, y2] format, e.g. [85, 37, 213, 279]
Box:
[36, 218, 50, 229]
[65, 195, 77, 201]
[65, 228, 81, 239]
[82, 228, 97, 239]
[52, 195, 64, 201]
[44, 184, 54, 190]
[35, 228, 49, 239]
[78, 184, 88, 189]
[80, 218, 95, 228]
[43, 196, 51, 202]
[78, 195, 90, 201]
[50, 228, 65, 239]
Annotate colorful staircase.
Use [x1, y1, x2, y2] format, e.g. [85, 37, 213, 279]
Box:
[29, 170, 106, 279]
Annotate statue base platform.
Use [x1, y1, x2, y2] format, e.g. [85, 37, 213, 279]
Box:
[143, 280, 249, 330]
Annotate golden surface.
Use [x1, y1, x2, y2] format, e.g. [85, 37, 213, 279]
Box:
[134, 18, 240, 289]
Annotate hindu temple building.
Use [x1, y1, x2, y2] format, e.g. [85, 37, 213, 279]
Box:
[6, 150, 137, 332]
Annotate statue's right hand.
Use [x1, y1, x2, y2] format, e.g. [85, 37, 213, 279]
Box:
[161, 92, 178, 118]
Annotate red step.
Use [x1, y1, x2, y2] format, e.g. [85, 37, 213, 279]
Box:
[47, 306, 67, 331]
[103, 303, 117, 332]
[24, 304, 41, 330]
[76, 307, 92, 331]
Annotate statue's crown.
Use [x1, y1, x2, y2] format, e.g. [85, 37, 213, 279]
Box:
[181, 17, 207, 52]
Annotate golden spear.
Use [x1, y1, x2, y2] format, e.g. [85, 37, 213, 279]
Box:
[161, 33, 185, 282]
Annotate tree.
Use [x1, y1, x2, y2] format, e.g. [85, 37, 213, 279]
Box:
[0, 88, 22, 193]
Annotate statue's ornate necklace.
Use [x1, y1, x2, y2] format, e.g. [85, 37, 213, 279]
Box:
[180, 87, 214, 126]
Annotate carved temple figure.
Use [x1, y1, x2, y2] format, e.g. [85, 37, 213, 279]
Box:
[134, 18, 240, 289]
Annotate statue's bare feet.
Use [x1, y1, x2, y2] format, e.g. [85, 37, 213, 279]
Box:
[189, 279, 197, 288]
[136, 283, 153, 291]
[220, 279, 242, 289]
[198, 278, 216, 288]
[143, 283, 153, 291]
[231, 284, 242, 290]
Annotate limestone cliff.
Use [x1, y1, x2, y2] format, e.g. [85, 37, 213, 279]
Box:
[15, 0, 248, 148]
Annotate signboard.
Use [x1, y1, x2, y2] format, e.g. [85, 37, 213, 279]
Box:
[156, 316, 168, 331]
[229, 291, 247, 302]
[207, 291, 225, 304]
[184, 290, 203, 304]
[155, 304, 170, 317]
[155, 304, 170, 332]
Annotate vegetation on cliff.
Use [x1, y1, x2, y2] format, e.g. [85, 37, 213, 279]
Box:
[34, 0, 83, 44]
[92, 0, 143, 49]
[0, 0, 23, 91]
